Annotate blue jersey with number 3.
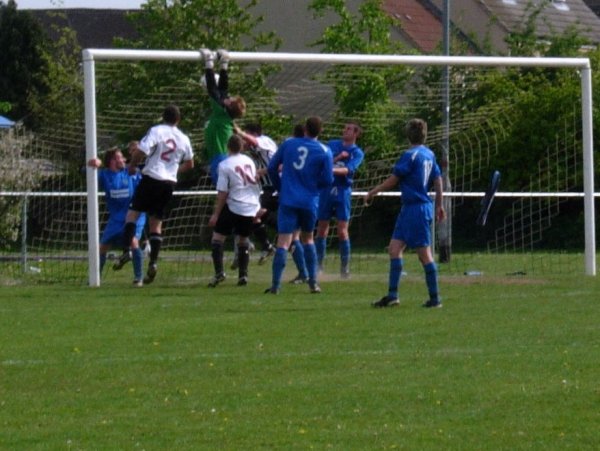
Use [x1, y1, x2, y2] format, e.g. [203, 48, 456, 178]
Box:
[393, 144, 441, 205]
[268, 137, 333, 210]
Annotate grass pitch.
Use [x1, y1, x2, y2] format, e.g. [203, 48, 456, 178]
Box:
[1, 262, 599, 449]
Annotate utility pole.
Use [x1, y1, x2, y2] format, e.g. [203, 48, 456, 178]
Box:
[438, 0, 453, 263]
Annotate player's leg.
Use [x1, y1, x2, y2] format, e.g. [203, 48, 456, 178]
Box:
[131, 237, 143, 287]
[143, 216, 163, 284]
[338, 190, 352, 278]
[299, 208, 320, 293]
[208, 232, 227, 287]
[372, 211, 407, 307]
[417, 246, 442, 308]
[315, 193, 332, 271]
[131, 218, 145, 286]
[143, 181, 174, 285]
[315, 220, 329, 271]
[99, 243, 110, 274]
[267, 232, 292, 293]
[114, 210, 141, 270]
[338, 220, 350, 278]
[265, 205, 294, 293]
[289, 229, 308, 284]
[234, 215, 254, 286]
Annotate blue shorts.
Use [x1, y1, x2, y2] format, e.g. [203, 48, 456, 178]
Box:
[392, 203, 433, 248]
[317, 187, 351, 222]
[100, 219, 144, 247]
[277, 204, 317, 234]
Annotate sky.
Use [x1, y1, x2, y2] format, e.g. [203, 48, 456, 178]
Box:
[16, 0, 145, 9]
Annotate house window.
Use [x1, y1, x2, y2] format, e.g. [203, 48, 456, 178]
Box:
[552, 0, 570, 11]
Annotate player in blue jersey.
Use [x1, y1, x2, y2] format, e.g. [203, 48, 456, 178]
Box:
[88, 148, 147, 286]
[265, 116, 334, 294]
[365, 118, 446, 308]
[315, 121, 364, 279]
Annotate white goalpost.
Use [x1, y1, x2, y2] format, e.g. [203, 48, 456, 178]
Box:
[82, 49, 596, 287]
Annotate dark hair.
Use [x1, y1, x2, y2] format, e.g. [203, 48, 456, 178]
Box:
[405, 118, 427, 144]
[347, 120, 362, 138]
[305, 116, 322, 138]
[243, 123, 262, 136]
[228, 134, 244, 154]
[103, 147, 121, 167]
[293, 123, 305, 138]
[163, 104, 181, 125]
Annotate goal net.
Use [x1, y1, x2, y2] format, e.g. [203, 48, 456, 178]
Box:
[0, 50, 595, 286]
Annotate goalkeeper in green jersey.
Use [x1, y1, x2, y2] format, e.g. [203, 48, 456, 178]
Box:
[200, 49, 246, 186]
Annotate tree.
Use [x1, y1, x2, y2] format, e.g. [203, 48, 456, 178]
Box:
[308, 0, 413, 156]
[107, 0, 282, 129]
[0, 0, 50, 128]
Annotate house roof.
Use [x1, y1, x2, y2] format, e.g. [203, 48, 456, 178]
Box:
[30, 9, 138, 49]
[382, 0, 444, 53]
[430, 0, 600, 52]
[483, 0, 600, 43]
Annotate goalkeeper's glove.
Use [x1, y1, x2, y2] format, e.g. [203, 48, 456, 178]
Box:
[199, 48, 214, 70]
[217, 49, 230, 70]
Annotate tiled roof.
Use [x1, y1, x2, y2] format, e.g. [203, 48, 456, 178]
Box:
[382, 0, 443, 52]
[482, 0, 600, 43]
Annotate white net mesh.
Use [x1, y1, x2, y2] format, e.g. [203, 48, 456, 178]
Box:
[0, 53, 591, 285]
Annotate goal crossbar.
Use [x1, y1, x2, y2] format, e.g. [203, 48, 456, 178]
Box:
[82, 49, 596, 285]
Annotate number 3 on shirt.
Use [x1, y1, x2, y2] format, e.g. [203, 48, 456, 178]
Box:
[293, 146, 308, 170]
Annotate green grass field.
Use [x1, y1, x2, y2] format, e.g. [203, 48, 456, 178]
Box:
[1, 260, 599, 449]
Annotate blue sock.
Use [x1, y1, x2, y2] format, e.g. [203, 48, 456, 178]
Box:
[291, 240, 307, 278]
[99, 253, 106, 273]
[132, 247, 143, 281]
[424, 262, 439, 302]
[388, 258, 403, 299]
[315, 236, 326, 267]
[272, 247, 287, 290]
[303, 242, 318, 284]
[339, 239, 350, 269]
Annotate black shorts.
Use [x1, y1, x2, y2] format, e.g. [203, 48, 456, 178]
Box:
[214, 204, 254, 237]
[260, 187, 279, 212]
[130, 175, 175, 219]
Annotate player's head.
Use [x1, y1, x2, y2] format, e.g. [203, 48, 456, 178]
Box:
[305, 116, 322, 138]
[293, 123, 305, 138]
[104, 147, 125, 170]
[342, 121, 362, 142]
[243, 123, 262, 136]
[162, 104, 181, 125]
[406, 118, 427, 145]
[228, 134, 244, 155]
[225, 96, 246, 119]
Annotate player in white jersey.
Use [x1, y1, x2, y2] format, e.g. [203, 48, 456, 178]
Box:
[207, 134, 261, 287]
[234, 122, 278, 265]
[114, 104, 194, 285]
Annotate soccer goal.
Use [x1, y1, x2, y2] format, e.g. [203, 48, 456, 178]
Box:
[0, 49, 594, 286]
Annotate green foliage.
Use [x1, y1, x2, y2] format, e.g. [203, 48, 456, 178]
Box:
[0, 2, 82, 131]
[309, 0, 413, 158]
[0, 0, 50, 128]
[102, 0, 283, 155]
[0, 129, 45, 248]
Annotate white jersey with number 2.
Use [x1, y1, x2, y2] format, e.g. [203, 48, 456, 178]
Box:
[139, 124, 194, 183]
[216, 153, 261, 217]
